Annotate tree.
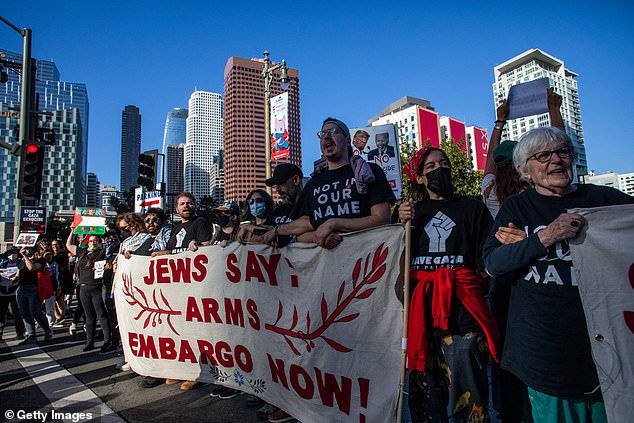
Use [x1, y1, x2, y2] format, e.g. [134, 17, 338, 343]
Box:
[441, 137, 483, 198]
[45, 218, 71, 242]
[398, 136, 483, 200]
[196, 196, 218, 219]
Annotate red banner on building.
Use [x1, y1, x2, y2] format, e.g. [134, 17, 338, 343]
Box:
[472, 127, 489, 170]
[417, 107, 441, 148]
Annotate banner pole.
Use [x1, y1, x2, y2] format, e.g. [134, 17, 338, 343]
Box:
[396, 220, 411, 423]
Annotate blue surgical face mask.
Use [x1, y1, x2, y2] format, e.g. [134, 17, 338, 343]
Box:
[250, 202, 266, 218]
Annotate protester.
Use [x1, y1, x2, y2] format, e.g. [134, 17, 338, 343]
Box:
[237, 189, 275, 244]
[264, 117, 394, 250]
[51, 239, 73, 326]
[154, 192, 213, 256]
[125, 208, 172, 388]
[66, 226, 115, 353]
[0, 249, 26, 340]
[15, 245, 53, 344]
[116, 213, 151, 259]
[483, 89, 564, 423]
[483, 126, 634, 423]
[42, 249, 60, 327]
[206, 201, 240, 245]
[154, 192, 212, 391]
[397, 146, 499, 422]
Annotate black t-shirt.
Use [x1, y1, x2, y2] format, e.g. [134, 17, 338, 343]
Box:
[299, 163, 395, 228]
[75, 248, 106, 286]
[273, 202, 299, 225]
[166, 216, 213, 253]
[18, 258, 46, 287]
[411, 197, 493, 336]
[273, 202, 300, 247]
[483, 184, 634, 397]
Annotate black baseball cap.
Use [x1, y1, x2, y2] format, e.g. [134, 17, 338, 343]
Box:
[265, 163, 303, 187]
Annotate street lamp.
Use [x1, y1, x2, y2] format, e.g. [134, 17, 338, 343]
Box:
[1, 15, 34, 240]
[262, 50, 290, 195]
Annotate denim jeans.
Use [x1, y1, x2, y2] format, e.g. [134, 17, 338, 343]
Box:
[16, 285, 51, 337]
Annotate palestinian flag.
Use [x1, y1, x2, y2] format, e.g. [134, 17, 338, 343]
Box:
[73, 208, 106, 235]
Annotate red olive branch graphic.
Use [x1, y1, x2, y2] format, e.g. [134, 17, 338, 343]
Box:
[122, 272, 182, 335]
[265, 243, 388, 355]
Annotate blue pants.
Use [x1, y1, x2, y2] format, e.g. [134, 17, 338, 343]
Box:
[16, 285, 50, 337]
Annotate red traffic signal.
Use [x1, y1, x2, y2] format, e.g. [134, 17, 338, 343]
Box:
[18, 142, 45, 200]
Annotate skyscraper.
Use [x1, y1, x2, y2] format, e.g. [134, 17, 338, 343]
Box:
[166, 142, 185, 212]
[493, 49, 587, 176]
[223, 56, 301, 202]
[0, 48, 89, 217]
[184, 91, 223, 199]
[86, 173, 100, 208]
[161, 108, 188, 181]
[120, 105, 142, 193]
[209, 150, 224, 204]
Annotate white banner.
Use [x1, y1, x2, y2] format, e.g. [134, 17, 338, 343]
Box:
[569, 204, 634, 423]
[114, 225, 405, 423]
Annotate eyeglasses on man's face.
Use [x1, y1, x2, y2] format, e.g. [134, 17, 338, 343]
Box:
[144, 217, 160, 224]
[316, 128, 341, 140]
[248, 197, 265, 205]
[528, 147, 572, 163]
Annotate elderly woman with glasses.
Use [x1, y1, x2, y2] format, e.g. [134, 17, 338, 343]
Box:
[483, 126, 634, 423]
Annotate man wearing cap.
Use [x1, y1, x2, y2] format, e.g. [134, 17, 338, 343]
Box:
[250, 163, 304, 249]
[265, 117, 394, 249]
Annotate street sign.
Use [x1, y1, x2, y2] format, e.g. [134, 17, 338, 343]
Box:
[134, 187, 163, 214]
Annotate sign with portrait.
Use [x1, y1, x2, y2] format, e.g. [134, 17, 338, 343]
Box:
[349, 124, 402, 198]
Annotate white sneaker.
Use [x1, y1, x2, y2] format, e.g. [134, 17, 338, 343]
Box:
[69, 323, 77, 335]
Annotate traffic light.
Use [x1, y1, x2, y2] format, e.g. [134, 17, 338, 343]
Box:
[137, 150, 157, 191]
[0, 66, 8, 84]
[18, 142, 45, 200]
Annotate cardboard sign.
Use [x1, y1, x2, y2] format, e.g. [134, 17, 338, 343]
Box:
[73, 208, 107, 235]
[507, 77, 549, 120]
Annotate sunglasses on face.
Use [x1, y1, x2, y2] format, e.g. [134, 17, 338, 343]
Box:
[528, 147, 572, 163]
[248, 197, 265, 205]
[316, 128, 340, 140]
[144, 217, 160, 224]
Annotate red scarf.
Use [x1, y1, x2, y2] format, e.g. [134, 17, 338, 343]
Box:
[407, 267, 500, 371]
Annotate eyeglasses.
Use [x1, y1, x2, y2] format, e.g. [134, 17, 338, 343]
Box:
[144, 217, 160, 224]
[528, 147, 573, 163]
[316, 128, 340, 139]
[248, 197, 265, 205]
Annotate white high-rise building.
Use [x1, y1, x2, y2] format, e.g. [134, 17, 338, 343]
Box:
[209, 150, 224, 204]
[586, 171, 634, 196]
[184, 91, 223, 199]
[493, 49, 587, 176]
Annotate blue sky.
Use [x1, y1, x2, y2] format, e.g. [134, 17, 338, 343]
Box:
[3, 1, 633, 187]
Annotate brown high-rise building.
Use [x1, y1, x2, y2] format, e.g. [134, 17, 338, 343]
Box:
[223, 56, 301, 202]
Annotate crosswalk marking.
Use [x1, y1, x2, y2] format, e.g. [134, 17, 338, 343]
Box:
[7, 339, 125, 422]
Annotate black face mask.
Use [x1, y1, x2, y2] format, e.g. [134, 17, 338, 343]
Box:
[216, 215, 231, 227]
[425, 167, 454, 197]
[120, 230, 131, 239]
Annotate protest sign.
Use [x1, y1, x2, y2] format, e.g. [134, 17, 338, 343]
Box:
[569, 204, 634, 423]
[114, 225, 405, 423]
[507, 77, 549, 120]
[349, 124, 402, 198]
[73, 208, 106, 235]
[20, 206, 47, 234]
